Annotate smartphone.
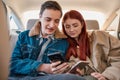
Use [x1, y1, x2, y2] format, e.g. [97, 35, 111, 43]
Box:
[47, 52, 67, 63]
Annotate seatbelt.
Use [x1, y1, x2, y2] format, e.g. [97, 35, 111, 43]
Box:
[102, 10, 117, 30]
[37, 37, 51, 61]
[102, 8, 120, 31]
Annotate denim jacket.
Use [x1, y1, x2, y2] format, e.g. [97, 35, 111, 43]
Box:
[9, 21, 69, 77]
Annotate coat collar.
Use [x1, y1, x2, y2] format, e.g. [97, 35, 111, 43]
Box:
[87, 30, 95, 43]
[29, 21, 67, 39]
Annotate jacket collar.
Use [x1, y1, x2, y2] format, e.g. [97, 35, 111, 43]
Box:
[29, 21, 67, 39]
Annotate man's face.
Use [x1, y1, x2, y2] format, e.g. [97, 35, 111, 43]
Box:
[39, 9, 61, 37]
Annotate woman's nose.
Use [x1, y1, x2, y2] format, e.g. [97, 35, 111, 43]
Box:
[69, 27, 74, 31]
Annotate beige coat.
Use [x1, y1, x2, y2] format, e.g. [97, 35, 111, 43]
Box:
[88, 30, 120, 80]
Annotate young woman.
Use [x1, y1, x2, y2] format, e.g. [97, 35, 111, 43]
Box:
[62, 10, 120, 80]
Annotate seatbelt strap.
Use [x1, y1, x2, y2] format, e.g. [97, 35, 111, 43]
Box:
[102, 8, 120, 30]
[102, 11, 117, 30]
[37, 37, 51, 61]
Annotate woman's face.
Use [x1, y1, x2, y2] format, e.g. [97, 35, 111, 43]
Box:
[64, 18, 83, 40]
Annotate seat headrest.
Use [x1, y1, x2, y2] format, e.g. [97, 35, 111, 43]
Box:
[85, 20, 99, 30]
[27, 19, 38, 30]
[27, 19, 99, 30]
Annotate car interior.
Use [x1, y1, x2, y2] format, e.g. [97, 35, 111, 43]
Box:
[0, 0, 120, 79]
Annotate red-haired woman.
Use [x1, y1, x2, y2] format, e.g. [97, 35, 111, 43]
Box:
[62, 10, 120, 80]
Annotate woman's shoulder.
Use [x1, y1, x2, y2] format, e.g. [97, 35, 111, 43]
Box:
[87, 30, 112, 43]
[88, 30, 109, 36]
[87, 30, 110, 38]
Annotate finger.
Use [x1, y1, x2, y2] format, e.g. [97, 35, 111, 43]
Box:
[51, 61, 61, 68]
[76, 68, 82, 75]
[91, 72, 99, 75]
[56, 62, 68, 69]
[91, 72, 106, 80]
[98, 76, 106, 80]
[91, 72, 100, 76]
[51, 67, 58, 73]
[53, 63, 69, 74]
[57, 64, 69, 73]
[52, 67, 64, 74]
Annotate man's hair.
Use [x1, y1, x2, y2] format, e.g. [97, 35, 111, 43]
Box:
[40, 0, 62, 17]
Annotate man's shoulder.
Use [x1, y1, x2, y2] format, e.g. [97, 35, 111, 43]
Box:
[18, 30, 30, 39]
[20, 30, 30, 35]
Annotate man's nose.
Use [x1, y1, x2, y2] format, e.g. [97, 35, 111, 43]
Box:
[49, 21, 55, 28]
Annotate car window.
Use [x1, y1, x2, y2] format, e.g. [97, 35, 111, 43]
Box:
[23, 10, 105, 30]
[107, 15, 119, 31]
[9, 16, 18, 29]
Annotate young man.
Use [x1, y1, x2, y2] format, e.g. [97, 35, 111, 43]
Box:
[9, 1, 85, 80]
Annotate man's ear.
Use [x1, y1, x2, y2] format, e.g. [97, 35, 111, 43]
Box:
[39, 15, 42, 21]
[39, 14, 42, 18]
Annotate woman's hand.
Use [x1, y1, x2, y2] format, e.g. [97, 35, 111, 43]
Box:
[75, 68, 85, 75]
[51, 61, 69, 74]
[91, 72, 108, 80]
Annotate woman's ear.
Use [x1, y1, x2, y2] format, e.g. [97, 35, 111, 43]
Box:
[81, 21, 84, 28]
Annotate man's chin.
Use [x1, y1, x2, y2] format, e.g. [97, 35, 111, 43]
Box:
[46, 31, 55, 35]
[45, 32, 54, 35]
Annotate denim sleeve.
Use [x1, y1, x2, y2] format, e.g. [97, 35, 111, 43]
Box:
[10, 31, 42, 76]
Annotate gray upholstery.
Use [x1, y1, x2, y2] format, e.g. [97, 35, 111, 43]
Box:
[27, 19, 38, 30]
[85, 20, 99, 30]
[27, 19, 99, 30]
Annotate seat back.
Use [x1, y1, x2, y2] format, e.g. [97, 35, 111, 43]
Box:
[27, 19, 38, 30]
[27, 19, 100, 30]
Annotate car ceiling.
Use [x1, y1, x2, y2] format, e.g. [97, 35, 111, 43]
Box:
[3, 0, 120, 17]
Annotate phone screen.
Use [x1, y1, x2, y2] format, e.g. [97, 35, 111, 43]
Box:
[47, 52, 66, 63]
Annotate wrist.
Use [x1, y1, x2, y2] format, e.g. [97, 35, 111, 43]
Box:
[38, 64, 51, 73]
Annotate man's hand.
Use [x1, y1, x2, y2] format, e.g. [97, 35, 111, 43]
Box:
[51, 61, 69, 74]
[37, 64, 51, 73]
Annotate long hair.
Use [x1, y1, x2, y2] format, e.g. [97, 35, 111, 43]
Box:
[62, 10, 91, 60]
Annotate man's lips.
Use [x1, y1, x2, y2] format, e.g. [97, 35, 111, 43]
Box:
[47, 28, 54, 31]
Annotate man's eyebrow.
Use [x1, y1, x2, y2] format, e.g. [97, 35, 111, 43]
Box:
[44, 17, 51, 19]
